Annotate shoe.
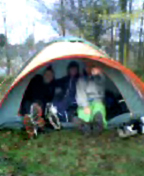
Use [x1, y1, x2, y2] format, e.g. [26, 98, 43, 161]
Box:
[117, 126, 137, 138]
[92, 112, 104, 136]
[80, 123, 92, 136]
[45, 104, 61, 130]
[24, 103, 45, 138]
[30, 103, 45, 129]
[23, 114, 36, 138]
[30, 103, 43, 117]
[48, 115, 61, 130]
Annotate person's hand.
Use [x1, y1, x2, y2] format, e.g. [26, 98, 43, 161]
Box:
[84, 106, 91, 114]
[91, 68, 102, 75]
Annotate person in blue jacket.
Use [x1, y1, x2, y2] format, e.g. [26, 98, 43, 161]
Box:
[53, 61, 80, 122]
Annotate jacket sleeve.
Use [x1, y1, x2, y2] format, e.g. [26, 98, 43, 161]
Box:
[76, 78, 89, 107]
[55, 77, 67, 90]
[23, 74, 42, 101]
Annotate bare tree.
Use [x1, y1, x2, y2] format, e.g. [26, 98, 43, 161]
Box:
[3, 16, 11, 75]
[125, 0, 132, 65]
[119, 0, 127, 64]
[31, 0, 115, 45]
[0, 1, 12, 75]
[137, 2, 144, 67]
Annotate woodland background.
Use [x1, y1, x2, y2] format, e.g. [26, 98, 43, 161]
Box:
[0, 0, 143, 76]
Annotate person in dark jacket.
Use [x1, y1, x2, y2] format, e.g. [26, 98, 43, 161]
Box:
[20, 65, 56, 117]
[52, 61, 80, 122]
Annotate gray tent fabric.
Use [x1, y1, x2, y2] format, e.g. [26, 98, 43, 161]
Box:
[108, 113, 132, 128]
[0, 115, 23, 129]
[104, 67, 144, 115]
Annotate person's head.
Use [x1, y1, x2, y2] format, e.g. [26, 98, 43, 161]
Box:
[67, 61, 79, 77]
[43, 65, 54, 83]
[91, 67, 102, 75]
[85, 66, 102, 76]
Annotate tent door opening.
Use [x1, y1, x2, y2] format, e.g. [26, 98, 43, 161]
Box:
[19, 58, 130, 123]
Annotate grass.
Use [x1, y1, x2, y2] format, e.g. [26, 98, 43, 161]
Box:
[1, 130, 144, 176]
[1, 75, 144, 176]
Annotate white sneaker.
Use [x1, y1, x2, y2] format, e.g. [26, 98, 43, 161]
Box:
[117, 126, 137, 138]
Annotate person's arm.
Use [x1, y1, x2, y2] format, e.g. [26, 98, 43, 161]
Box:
[76, 78, 89, 107]
[53, 77, 64, 100]
[55, 76, 68, 96]
[23, 74, 42, 101]
[55, 77, 65, 89]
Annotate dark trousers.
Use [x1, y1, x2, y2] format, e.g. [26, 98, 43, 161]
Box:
[53, 96, 76, 122]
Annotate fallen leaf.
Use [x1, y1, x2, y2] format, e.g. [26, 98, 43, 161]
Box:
[80, 167, 87, 172]
[117, 169, 125, 174]
[7, 166, 14, 173]
[1, 144, 9, 152]
[6, 131, 11, 135]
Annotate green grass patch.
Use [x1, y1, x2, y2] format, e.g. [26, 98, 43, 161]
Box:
[0, 129, 144, 176]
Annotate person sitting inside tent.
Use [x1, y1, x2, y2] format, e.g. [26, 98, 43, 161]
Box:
[74, 67, 107, 135]
[51, 61, 80, 122]
[20, 65, 57, 136]
[20, 65, 56, 117]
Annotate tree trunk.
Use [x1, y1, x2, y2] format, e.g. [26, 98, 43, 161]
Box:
[137, 2, 144, 68]
[78, 0, 83, 37]
[3, 16, 11, 75]
[111, 21, 114, 57]
[5, 47, 11, 75]
[119, 22, 126, 64]
[119, 0, 127, 64]
[60, 0, 66, 36]
[125, 0, 132, 64]
[143, 32, 144, 59]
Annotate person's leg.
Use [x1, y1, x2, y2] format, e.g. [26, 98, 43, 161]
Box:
[20, 101, 31, 116]
[23, 102, 45, 138]
[91, 101, 107, 128]
[30, 102, 43, 116]
[53, 96, 72, 122]
[76, 105, 93, 135]
[77, 106, 92, 123]
[52, 100, 65, 121]
[44, 100, 62, 129]
[90, 101, 107, 135]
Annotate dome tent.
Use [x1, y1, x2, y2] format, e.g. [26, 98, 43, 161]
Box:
[0, 36, 144, 129]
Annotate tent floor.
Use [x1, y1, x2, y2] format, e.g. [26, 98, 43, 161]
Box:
[61, 113, 134, 129]
[61, 122, 76, 128]
[0, 112, 136, 130]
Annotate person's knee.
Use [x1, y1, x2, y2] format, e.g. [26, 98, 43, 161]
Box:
[30, 102, 43, 116]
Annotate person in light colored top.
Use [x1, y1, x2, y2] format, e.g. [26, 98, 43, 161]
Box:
[75, 67, 107, 135]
